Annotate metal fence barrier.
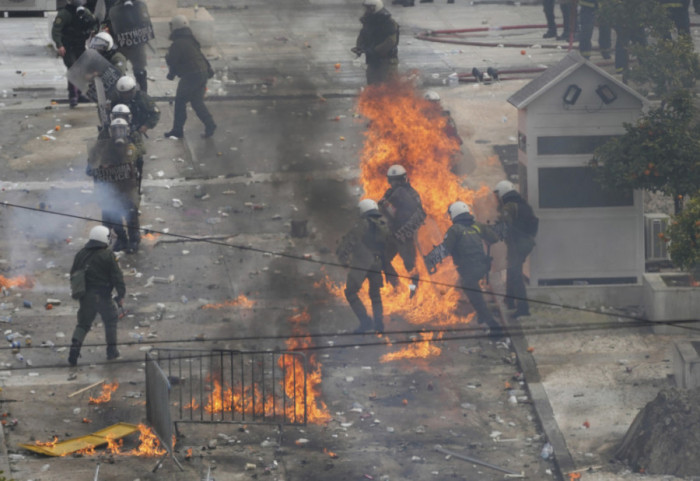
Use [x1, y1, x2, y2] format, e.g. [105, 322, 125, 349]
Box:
[148, 348, 309, 427]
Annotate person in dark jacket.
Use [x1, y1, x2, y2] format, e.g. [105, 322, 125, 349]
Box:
[104, 0, 152, 92]
[443, 201, 500, 332]
[493, 180, 537, 318]
[51, 0, 98, 107]
[379, 165, 425, 277]
[352, 0, 400, 85]
[337, 199, 395, 334]
[164, 15, 216, 139]
[69, 225, 125, 366]
[88, 31, 128, 74]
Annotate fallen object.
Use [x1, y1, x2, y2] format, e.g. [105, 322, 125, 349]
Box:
[434, 444, 523, 477]
[20, 423, 139, 457]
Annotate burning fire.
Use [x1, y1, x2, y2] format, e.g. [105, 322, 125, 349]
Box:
[380, 332, 444, 362]
[192, 308, 331, 424]
[32, 424, 168, 457]
[319, 79, 492, 361]
[201, 295, 256, 310]
[141, 233, 161, 245]
[88, 381, 119, 404]
[0, 275, 34, 289]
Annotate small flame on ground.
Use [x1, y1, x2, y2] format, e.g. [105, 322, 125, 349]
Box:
[88, 381, 119, 404]
[0, 275, 34, 289]
[184, 398, 199, 410]
[201, 295, 256, 310]
[35, 436, 58, 448]
[141, 233, 161, 244]
[380, 332, 444, 362]
[324, 447, 339, 458]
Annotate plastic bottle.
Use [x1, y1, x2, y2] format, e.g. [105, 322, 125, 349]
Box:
[540, 442, 553, 459]
[181, 295, 189, 304]
[15, 353, 24, 363]
[129, 332, 143, 343]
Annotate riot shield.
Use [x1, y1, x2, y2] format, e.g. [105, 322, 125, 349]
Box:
[93, 0, 107, 23]
[67, 49, 122, 101]
[109, 1, 154, 48]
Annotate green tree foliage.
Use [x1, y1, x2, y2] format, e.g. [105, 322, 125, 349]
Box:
[666, 195, 700, 276]
[591, 91, 700, 213]
[630, 36, 700, 99]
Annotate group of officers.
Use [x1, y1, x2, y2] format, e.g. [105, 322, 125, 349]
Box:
[337, 165, 537, 336]
[52, 0, 216, 366]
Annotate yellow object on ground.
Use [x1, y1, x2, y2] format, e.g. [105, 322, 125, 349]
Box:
[20, 423, 139, 457]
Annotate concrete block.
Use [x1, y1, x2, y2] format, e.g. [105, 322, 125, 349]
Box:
[643, 273, 700, 334]
[152, 8, 214, 49]
[672, 340, 700, 389]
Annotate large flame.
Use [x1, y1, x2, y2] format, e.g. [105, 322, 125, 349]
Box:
[0, 275, 34, 289]
[201, 295, 256, 310]
[322, 80, 492, 361]
[197, 308, 330, 424]
[88, 381, 119, 404]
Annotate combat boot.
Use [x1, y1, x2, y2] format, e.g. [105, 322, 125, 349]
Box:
[113, 236, 129, 252]
[353, 315, 374, 334]
[68, 338, 82, 367]
[543, 28, 557, 39]
[201, 123, 217, 139]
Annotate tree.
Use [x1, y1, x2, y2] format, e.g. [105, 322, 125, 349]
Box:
[666, 194, 700, 278]
[591, 90, 700, 214]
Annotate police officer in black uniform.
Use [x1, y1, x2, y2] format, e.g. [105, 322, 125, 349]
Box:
[69, 225, 125, 366]
[443, 201, 500, 332]
[164, 15, 217, 139]
[52, 0, 98, 107]
[352, 0, 400, 85]
[378, 165, 426, 277]
[579, 0, 612, 60]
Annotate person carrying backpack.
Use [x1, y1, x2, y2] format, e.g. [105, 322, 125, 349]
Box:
[68, 225, 126, 366]
[493, 180, 538, 318]
[443, 201, 499, 332]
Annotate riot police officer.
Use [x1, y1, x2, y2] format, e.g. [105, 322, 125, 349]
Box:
[493, 180, 538, 318]
[88, 31, 128, 74]
[51, 0, 98, 107]
[352, 0, 400, 85]
[87, 118, 141, 253]
[68, 225, 125, 366]
[378, 165, 425, 276]
[337, 199, 394, 334]
[579, 0, 612, 60]
[443, 202, 500, 332]
[113, 75, 159, 153]
[105, 0, 153, 92]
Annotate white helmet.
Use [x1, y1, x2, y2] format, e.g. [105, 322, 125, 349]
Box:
[358, 198, 379, 215]
[424, 91, 440, 102]
[448, 201, 470, 220]
[68, 0, 87, 5]
[387, 164, 407, 178]
[116, 75, 137, 93]
[109, 117, 129, 143]
[493, 180, 515, 199]
[111, 103, 132, 122]
[89, 225, 110, 244]
[362, 0, 383, 10]
[89, 32, 114, 52]
[170, 15, 189, 31]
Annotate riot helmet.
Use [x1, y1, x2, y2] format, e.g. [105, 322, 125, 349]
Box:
[111, 104, 132, 123]
[493, 180, 515, 200]
[89, 225, 110, 244]
[358, 198, 379, 215]
[448, 201, 470, 221]
[116, 75, 137, 100]
[109, 118, 130, 144]
[67, 0, 87, 5]
[362, 0, 383, 12]
[387, 164, 407, 186]
[424, 91, 440, 102]
[89, 32, 114, 53]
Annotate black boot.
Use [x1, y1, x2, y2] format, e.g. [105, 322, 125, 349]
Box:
[135, 70, 148, 93]
[201, 123, 217, 138]
[68, 338, 82, 367]
[353, 315, 374, 334]
[543, 28, 557, 38]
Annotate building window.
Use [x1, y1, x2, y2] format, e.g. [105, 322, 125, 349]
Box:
[537, 135, 617, 155]
[538, 166, 633, 208]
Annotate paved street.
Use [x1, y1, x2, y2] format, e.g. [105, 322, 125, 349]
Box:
[0, 1, 697, 481]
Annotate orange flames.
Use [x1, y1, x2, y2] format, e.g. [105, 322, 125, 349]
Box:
[320, 80, 492, 361]
[33, 424, 168, 457]
[194, 309, 331, 424]
[201, 295, 256, 310]
[88, 381, 119, 404]
[380, 332, 444, 362]
[0, 275, 34, 289]
[141, 233, 161, 245]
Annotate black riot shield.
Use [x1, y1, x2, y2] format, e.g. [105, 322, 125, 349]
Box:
[67, 49, 123, 101]
[109, 1, 154, 48]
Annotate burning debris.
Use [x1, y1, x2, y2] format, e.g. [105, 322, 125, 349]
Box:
[88, 381, 119, 405]
[0, 275, 34, 290]
[201, 294, 256, 310]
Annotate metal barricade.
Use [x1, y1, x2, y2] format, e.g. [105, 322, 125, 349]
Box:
[148, 349, 308, 427]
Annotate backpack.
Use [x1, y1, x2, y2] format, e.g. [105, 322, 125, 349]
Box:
[70, 250, 96, 300]
[510, 198, 539, 237]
